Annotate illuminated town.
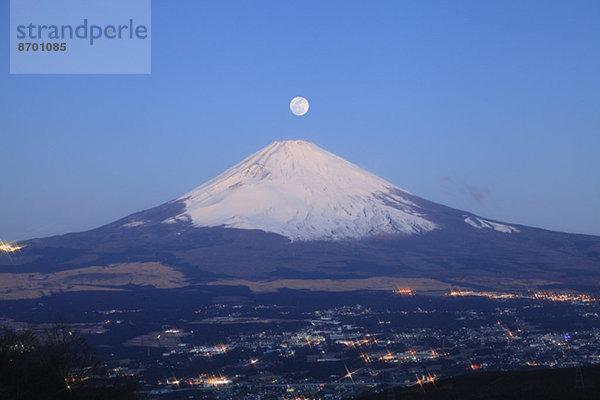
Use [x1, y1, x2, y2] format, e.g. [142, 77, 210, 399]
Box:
[0, 240, 24, 253]
[1, 285, 600, 399]
[134, 295, 599, 399]
[448, 289, 598, 304]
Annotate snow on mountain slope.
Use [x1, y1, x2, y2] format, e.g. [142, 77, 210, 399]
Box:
[164, 140, 438, 241]
[464, 216, 520, 233]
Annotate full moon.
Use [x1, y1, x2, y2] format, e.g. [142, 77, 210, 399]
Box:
[290, 96, 309, 116]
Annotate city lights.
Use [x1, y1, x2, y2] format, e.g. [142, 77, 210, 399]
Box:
[394, 288, 416, 296]
[449, 289, 598, 304]
[0, 240, 24, 253]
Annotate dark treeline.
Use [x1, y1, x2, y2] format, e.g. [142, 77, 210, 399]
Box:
[0, 324, 137, 400]
[356, 365, 600, 400]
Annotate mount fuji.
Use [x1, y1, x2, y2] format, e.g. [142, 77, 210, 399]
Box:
[125, 140, 517, 241]
[1, 140, 599, 299]
[165, 140, 438, 240]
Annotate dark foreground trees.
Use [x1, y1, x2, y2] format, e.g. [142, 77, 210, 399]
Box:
[0, 324, 137, 400]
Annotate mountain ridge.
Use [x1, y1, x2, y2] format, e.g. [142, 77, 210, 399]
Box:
[1, 140, 599, 297]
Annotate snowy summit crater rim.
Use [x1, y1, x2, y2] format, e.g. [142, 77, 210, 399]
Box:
[162, 140, 437, 241]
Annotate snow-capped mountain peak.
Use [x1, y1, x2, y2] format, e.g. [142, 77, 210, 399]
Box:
[164, 140, 438, 241]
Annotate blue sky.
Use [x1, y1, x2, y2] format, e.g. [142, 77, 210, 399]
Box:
[1, 0, 599, 240]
